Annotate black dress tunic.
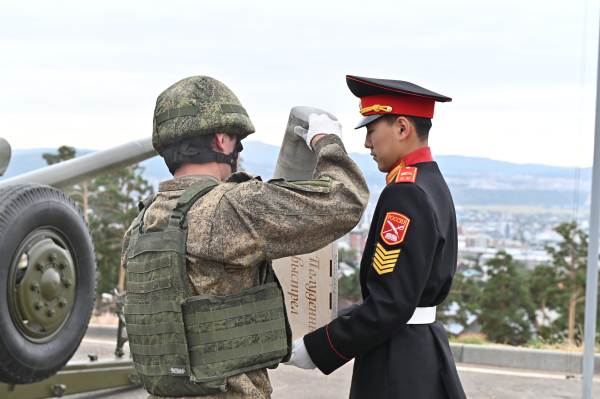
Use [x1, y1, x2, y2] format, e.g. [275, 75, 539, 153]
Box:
[304, 159, 466, 399]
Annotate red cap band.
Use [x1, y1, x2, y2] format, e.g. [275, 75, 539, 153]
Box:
[360, 95, 435, 118]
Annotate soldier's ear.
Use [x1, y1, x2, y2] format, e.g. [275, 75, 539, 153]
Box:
[214, 133, 227, 152]
[396, 117, 411, 142]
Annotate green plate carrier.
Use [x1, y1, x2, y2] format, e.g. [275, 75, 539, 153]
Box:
[124, 181, 292, 396]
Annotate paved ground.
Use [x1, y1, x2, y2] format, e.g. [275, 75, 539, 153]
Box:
[62, 337, 600, 399]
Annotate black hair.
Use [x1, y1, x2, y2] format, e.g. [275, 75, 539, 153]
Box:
[382, 114, 432, 141]
[192, 133, 217, 151]
[163, 133, 245, 175]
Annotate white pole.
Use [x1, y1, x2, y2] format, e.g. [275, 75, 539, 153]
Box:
[581, 11, 600, 398]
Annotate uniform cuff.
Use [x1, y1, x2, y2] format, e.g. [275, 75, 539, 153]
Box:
[303, 324, 351, 375]
[312, 134, 347, 154]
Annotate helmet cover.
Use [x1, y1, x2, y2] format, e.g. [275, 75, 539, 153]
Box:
[152, 76, 255, 154]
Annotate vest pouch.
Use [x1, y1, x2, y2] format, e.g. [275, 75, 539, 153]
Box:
[125, 242, 225, 396]
[183, 282, 289, 384]
[125, 181, 291, 396]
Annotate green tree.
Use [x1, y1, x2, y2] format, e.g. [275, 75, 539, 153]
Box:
[545, 222, 588, 345]
[477, 251, 535, 345]
[437, 272, 480, 330]
[526, 265, 560, 329]
[339, 248, 360, 267]
[87, 164, 153, 298]
[42, 145, 75, 165]
[338, 271, 362, 302]
[42, 145, 94, 221]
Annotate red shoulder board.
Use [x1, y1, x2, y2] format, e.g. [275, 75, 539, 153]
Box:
[395, 167, 418, 184]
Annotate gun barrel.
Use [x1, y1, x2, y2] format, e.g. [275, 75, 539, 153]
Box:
[0, 137, 157, 190]
[0, 138, 11, 177]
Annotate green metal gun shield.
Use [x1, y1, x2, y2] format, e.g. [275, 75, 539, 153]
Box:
[152, 76, 255, 155]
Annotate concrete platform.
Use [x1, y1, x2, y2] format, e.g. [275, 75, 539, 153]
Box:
[60, 356, 600, 399]
[76, 326, 600, 398]
[86, 325, 600, 374]
[450, 343, 600, 374]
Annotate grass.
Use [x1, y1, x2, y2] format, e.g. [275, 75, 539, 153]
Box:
[449, 333, 489, 345]
[523, 339, 600, 353]
[449, 334, 600, 353]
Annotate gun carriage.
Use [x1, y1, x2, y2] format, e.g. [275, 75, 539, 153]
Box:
[0, 137, 156, 398]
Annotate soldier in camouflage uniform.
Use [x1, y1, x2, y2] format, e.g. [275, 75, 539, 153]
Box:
[121, 75, 369, 399]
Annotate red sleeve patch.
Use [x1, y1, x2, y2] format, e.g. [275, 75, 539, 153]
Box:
[380, 212, 410, 245]
[395, 167, 417, 184]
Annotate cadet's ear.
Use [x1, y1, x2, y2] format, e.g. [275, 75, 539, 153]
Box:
[396, 117, 412, 142]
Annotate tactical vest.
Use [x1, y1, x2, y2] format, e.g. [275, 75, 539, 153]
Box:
[124, 180, 291, 397]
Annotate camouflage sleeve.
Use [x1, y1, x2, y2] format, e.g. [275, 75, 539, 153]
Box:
[120, 225, 132, 271]
[212, 134, 369, 267]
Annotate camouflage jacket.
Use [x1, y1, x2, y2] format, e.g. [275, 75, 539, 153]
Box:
[121, 134, 369, 399]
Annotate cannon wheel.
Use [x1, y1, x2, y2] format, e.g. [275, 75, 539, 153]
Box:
[0, 184, 96, 384]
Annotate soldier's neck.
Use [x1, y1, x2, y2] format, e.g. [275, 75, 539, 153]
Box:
[396, 138, 429, 164]
[174, 162, 226, 181]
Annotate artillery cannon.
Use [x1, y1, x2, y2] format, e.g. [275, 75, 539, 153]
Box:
[0, 137, 157, 397]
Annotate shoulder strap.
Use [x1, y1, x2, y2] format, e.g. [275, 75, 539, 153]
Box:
[130, 194, 156, 239]
[394, 167, 418, 184]
[168, 180, 219, 229]
[138, 194, 155, 212]
[264, 260, 275, 284]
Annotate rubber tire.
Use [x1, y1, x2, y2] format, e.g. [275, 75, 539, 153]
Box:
[0, 184, 96, 384]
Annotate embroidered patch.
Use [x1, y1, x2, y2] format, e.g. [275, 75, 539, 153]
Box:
[373, 242, 401, 274]
[380, 212, 410, 245]
[170, 366, 187, 376]
[395, 167, 418, 184]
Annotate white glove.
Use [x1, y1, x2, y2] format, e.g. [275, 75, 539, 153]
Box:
[293, 113, 342, 150]
[282, 337, 317, 370]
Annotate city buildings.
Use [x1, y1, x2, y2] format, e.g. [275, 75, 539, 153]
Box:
[339, 205, 587, 279]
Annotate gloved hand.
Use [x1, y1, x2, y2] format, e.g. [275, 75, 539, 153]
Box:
[282, 337, 317, 370]
[293, 113, 342, 150]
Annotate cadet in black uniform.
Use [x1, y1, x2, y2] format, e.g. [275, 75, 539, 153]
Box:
[287, 75, 466, 399]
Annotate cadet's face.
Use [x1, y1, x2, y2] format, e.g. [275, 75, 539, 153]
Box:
[364, 118, 403, 173]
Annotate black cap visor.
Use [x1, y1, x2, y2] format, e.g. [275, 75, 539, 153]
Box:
[355, 114, 383, 129]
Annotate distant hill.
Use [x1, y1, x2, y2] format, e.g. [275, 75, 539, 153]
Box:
[435, 155, 591, 180]
[1, 148, 96, 179]
[0, 142, 591, 209]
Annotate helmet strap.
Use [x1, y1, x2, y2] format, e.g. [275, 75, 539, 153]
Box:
[162, 137, 243, 175]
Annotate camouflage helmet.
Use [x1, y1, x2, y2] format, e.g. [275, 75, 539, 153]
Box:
[152, 76, 255, 154]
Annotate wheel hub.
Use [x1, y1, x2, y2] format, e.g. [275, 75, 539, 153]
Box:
[40, 267, 62, 302]
[10, 233, 77, 342]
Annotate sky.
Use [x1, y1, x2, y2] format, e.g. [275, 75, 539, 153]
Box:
[1, 0, 600, 167]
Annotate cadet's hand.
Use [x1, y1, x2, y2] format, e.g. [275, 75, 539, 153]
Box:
[294, 113, 342, 150]
[282, 337, 317, 370]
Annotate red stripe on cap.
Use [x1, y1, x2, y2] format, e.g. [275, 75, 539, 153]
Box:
[361, 95, 435, 119]
[326, 325, 350, 361]
[347, 77, 452, 102]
